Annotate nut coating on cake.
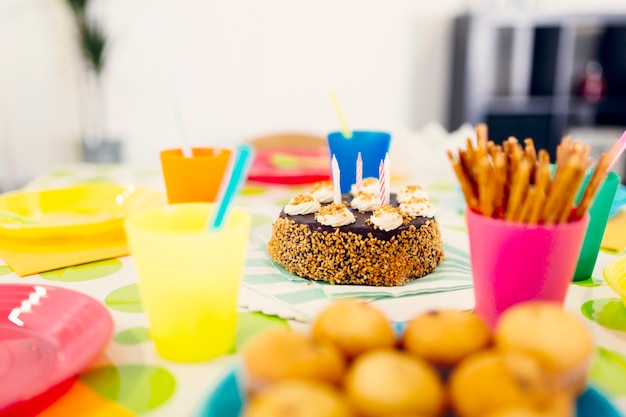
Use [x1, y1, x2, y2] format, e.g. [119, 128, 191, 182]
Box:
[267, 182, 444, 287]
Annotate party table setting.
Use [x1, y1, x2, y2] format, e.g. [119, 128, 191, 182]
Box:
[1, 122, 626, 416]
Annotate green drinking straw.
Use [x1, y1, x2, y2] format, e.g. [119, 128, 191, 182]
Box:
[0, 210, 36, 224]
[206, 143, 254, 232]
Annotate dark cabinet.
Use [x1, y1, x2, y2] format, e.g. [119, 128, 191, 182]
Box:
[448, 11, 626, 161]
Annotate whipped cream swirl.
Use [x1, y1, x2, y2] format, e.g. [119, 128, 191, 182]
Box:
[399, 197, 436, 217]
[350, 177, 380, 196]
[316, 203, 356, 227]
[397, 184, 429, 204]
[370, 206, 403, 231]
[350, 192, 380, 212]
[284, 194, 321, 215]
[308, 181, 334, 203]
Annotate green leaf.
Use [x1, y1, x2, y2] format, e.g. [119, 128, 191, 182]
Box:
[65, 0, 88, 16]
[80, 20, 107, 74]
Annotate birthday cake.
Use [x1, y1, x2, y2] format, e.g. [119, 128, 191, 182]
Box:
[267, 180, 444, 286]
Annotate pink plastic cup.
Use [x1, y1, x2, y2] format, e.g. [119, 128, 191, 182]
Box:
[466, 209, 589, 329]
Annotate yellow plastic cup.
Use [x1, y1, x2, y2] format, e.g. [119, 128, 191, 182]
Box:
[124, 203, 251, 362]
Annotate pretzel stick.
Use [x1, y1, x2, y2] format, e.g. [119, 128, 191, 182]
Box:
[477, 154, 494, 217]
[465, 137, 475, 165]
[447, 150, 479, 210]
[556, 136, 572, 167]
[554, 149, 587, 222]
[492, 151, 507, 217]
[458, 150, 479, 199]
[576, 142, 591, 161]
[524, 138, 538, 181]
[528, 187, 547, 225]
[487, 141, 497, 159]
[558, 161, 586, 223]
[572, 141, 586, 166]
[519, 186, 538, 223]
[527, 150, 552, 224]
[524, 138, 537, 163]
[543, 157, 578, 224]
[463, 138, 482, 186]
[574, 153, 611, 218]
[508, 144, 524, 193]
[507, 136, 524, 167]
[535, 150, 552, 193]
[505, 158, 530, 221]
[476, 123, 489, 151]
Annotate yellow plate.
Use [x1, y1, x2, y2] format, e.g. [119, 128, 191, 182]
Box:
[604, 255, 626, 306]
[0, 183, 166, 240]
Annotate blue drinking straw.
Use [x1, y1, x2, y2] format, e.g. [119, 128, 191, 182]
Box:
[206, 143, 254, 232]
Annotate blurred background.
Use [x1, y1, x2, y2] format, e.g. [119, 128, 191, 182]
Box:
[1, 0, 625, 191]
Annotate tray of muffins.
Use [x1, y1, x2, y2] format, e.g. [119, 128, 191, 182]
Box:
[196, 299, 622, 417]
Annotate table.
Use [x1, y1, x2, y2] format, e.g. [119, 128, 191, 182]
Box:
[2, 163, 626, 416]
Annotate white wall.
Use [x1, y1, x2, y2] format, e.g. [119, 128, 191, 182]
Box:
[1, 0, 626, 189]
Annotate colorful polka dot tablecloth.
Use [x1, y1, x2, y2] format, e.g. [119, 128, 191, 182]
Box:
[1, 162, 626, 416]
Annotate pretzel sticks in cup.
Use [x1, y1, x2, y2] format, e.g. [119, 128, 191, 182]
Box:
[447, 124, 610, 224]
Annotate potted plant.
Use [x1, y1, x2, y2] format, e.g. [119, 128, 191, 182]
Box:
[66, 0, 122, 162]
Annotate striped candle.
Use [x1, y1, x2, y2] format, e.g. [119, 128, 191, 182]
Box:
[356, 152, 363, 193]
[384, 152, 390, 205]
[379, 159, 386, 208]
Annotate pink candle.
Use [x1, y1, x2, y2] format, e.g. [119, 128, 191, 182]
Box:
[379, 159, 386, 208]
[356, 152, 363, 193]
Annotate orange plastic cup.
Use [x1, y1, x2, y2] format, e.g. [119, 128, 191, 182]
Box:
[160, 148, 232, 203]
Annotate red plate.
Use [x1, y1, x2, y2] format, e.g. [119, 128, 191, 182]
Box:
[0, 284, 113, 413]
[247, 148, 331, 185]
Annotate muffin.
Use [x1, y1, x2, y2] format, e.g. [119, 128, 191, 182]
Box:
[449, 349, 556, 417]
[243, 379, 355, 417]
[312, 299, 396, 359]
[344, 348, 445, 417]
[494, 301, 594, 395]
[241, 328, 346, 392]
[402, 309, 492, 369]
[482, 406, 566, 417]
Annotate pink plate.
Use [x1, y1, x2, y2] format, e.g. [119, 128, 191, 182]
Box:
[0, 284, 113, 412]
